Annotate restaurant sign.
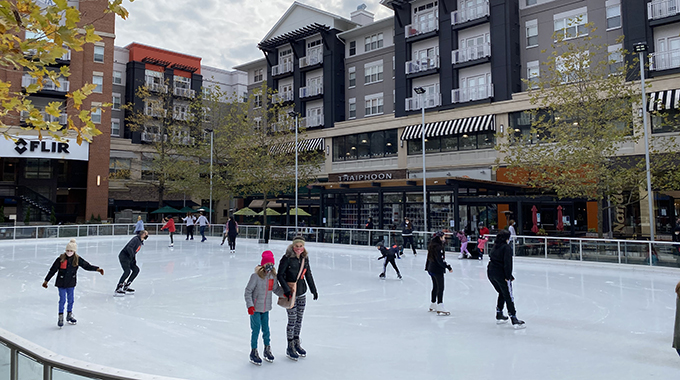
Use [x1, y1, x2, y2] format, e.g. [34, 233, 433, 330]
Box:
[330, 169, 407, 182]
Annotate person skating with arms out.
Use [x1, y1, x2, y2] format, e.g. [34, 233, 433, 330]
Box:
[456, 229, 471, 259]
[426, 231, 452, 315]
[115, 230, 148, 296]
[182, 212, 195, 240]
[244, 250, 284, 365]
[42, 239, 104, 328]
[487, 230, 525, 328]
[377, 241, 402, 279]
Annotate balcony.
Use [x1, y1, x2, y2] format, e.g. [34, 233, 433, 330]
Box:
[648, 0, 679, 20]
[650, 49, 680, 70]
[273, 90, 294, 103]
[299, 85, 323, 98]
[144, 108, 167, 118]
[300, 52, 323, 68]
[452, 0, 490, 25]
[24, 47, 71, 61]
[405, 20, 439, 39]
[173, 112, 189, 121]
[405, 93, 441, 111]
[272, 62, 294, 76]
[173, 87, 196, 98]
[22, 75, 69, 92]
[452, 43, 491, 64]
[303, 113, 324, 128]
[20, 110, 67, 125]
[405, 56, 440, 75]
[141, 132, 167, 143]
[147, 82, 168, 93]
[452, 84, 494, 103]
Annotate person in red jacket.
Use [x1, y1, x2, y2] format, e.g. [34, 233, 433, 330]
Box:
[161, 216, 176, 247]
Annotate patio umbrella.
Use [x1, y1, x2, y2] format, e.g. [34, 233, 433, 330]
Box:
[531, 205, 539, 234]
[196, 207, 214, 213]
[151, 206, 181, 214]
[257, 208, 281, 216]
[283, 207, 311, 216]
[233, 207, 258, 216]
[557, 206, 564, 231]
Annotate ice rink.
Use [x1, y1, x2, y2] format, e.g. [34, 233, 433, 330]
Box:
[0, 234, 679, 380]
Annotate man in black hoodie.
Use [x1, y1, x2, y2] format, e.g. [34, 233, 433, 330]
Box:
[487, 230, 525, 328]
[115, 230, 148, 296]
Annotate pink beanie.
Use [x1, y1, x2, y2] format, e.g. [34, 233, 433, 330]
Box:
[261, 250, 275, 266]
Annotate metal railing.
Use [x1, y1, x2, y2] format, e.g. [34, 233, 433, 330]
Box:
[451, 0, 490, 25]
[405, 92, 441, 111]
[272, 90, 294, 103]
[452, 42, 491, 64]
[405, 17, 439, 38]
[272, 61, 293, 76]
[452, 83, 494, 103]
[405, 56, 440, 74]
[648, 0, 679, 20]
[299, 85, 323, 98]
[21, 75, 69, 92]
[299, 52, 323, 67]
[649, 49, 680, 71]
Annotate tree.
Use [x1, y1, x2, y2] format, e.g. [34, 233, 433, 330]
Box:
[1, 0, 131, 142]
[495, 23, 680, 236]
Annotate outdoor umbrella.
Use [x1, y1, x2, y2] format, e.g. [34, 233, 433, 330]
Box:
[178, 206, 196, 214]
[196, 207, 214, 213]
[257, 208, 281, 216]
[557, 206, 564, 231]
[531, 205, 539, 234]
[151, 206, 181, 214]
[283, 207, 311, 216]
[233, 207, 258, 216]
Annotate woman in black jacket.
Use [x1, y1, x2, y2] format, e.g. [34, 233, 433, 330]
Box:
[426, 231, 452, 315]
[487, 230, 525, 328]
[277, 235, 318, 361]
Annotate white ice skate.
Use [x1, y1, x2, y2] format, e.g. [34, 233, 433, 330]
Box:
[458, 253, 464, 259]
[436, 303, 450, 316]
[429, 303, 436, 312]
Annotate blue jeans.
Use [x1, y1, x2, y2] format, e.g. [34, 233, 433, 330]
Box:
[199, 226, 206, 241]
[250, 311, 270, 349]
[58, 287, 75, 314]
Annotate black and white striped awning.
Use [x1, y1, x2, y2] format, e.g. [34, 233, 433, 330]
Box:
[270, 138, 324, 154]
[648, 89, 680, 112]
[400, 115, 496, 140]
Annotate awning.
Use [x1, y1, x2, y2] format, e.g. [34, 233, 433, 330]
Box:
[249, 200, 265, 209]
[400, 115, 495, 140]
[270, 138, 324, 154]
[648, 89, 680, 112]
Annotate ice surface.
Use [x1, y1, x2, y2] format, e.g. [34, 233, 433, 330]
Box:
[0, 235, 679, 380]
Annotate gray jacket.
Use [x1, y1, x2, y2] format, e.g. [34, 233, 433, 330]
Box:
[244, 266, 283, 313]
[674, 296, 680, 350]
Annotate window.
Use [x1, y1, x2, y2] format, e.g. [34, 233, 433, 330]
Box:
[174, 103, 189, 120]
[526, 20, 538, 47]
[554, 10, 588, 40]
[25, 159, 52, 179]
[93, 45, 104, 63]
[606, 4, 621, 30]
[92, 73, 103, 93]
[332, 129, 397, 161]
[111, 118, 120, 136]
[652, 109, 680, 133]
[365, 93, 384, 116]
[608, 44, 623, 74]
[526, 0, 537, 5]
[109, 158, 131, 179]
[348, 67, 356, 88]
[145, 70, 164, 86]
[556, 51, 589, 83]
[407, 132, 494, 153]
[113, 71, 123, 85]
[349, 41, 356, 56]
[91, 103, 101, 124]
[364, 33, 383, 52]
[254, 117, 262, 129]
[527, 60, 539, 89]
[174, 76, 191, 89]
[253, 68, 263, 82]
[349, 98, 356, 119]
[141, 158, 157, 181]
[254, 94, 262, 108]
[112, 93, 121, 110]
[364, 61, 383, 84]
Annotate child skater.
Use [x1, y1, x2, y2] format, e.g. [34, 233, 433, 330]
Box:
[377, 242, 402, 279]
[244, 250, 283, 365]
[477, 234, 489, 260]
[42, 239, 104, 328]
[487, 230, 525, 328]
[457, 229, 471, 259]
[161, 216, 176, 247]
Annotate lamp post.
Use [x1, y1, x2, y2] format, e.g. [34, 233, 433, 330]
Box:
[414, 87, 427, 233]
[205, 128, 214, 224]
[634, 42, 655, 244]
[288, 111, 299, 230]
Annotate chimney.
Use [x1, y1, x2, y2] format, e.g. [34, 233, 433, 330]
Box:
[351, 4, 374, 26]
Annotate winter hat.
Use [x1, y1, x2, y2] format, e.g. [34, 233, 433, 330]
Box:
[292, 235, 305, 245]
[65, 239, 77, 252]
[261, 250, 275, 266]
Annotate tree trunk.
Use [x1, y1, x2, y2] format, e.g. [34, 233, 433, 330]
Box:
[262, 192, 268, 244]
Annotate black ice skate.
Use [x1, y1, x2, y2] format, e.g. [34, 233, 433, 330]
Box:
[293, 337, 306, 357]
[263, 345, 274, 362]
[511, 315, 526, 329]
[249, 348, 262, 366]
[397, 273, 402, 280]
[286, 340, 299, 361]
[379, 272, 386, 279]
[57, 313, 64, 328]
[114, 284, 126, 297]
[123, 283, 135, 294]
[496, 310, 509, 324]
[66, 312, 77, 325]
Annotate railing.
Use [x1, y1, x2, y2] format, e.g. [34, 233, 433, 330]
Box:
[21, 75, 69, 92]
[147, 83, 168, 93]
[649, 49, 680, 70]
[405, 56, 440, 74]
[299, 52, 323, 68]
[452, 83, 494, 103]
[303, 113, 324, 128]
[299, 85, 323, 98]
[452, 42, 491, 64]
[273, 90, 294, 103]
[405, 18, 439, 38]
[648, 0, 679, 20]
[268, 226, 433, 250]
[173, 87, 195, 98]
[271, 61, 293, 76]
[20, 110, 67, 125]
[451, 0, 490, 25]
[405, 93, 441, 111]
[143, 108, 167, 118]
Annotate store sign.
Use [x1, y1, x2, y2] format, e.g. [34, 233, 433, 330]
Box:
[1, 136, 89, 161]
[330, 169, 407, 182]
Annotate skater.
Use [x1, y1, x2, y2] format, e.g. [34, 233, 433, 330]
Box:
[377, 242, 402, 279]
[401, 217, 417, 255]
[245, 250, 283, 365]
[277, 235, 318, 361]
[457, 230, 471, 259]
[221, 216, 239, 253]
[479, 222, 490, 238]
[133, 215, 144, 234]
[182, 212, 195, 240]
[161, 216, 175, 247]
[477, 234, 489, 260]
[115, 230, 148, 296]
[42, 239, 104, 327]
[196, 211, 210, 242]
[487, 230, 525, 328]
[426, 231, 452, 315]
[674, 280, 680, 357]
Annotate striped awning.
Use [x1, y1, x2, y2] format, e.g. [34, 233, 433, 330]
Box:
[648, 89, 680, 112]
[400, 115, 496, 140]
[270, 137, 324, 154]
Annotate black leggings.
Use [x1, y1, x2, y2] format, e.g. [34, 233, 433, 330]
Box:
[402, 236, 416, 254]
[186, 225, 194, 239]
[382, 257, 400, 275]
[118, 256, 140, 286]
[488, 274, 517, 316]
[428, 272, 445, 304]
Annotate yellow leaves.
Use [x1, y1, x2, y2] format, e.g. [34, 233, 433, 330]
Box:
[83, 25, 100, 44]
[66, 83, 95, 110]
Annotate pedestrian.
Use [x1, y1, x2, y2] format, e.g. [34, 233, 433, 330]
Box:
[426, 230, 452, 316]
[674, 280, 680, 357]
[161, 216, 176, 247]
[456, 229, 471, 259]
[365, 217, 374, 229]
[245, 250, 283, 365]
[479, 222, 490, 237]
[377, 241, 402, 279]
[477, 234, 489, 260]
[133, 215, 144, 234]
[42, 239, 104, 328]
[221, 216, 239, 253]
[487, 230, 525, 328]
[196, 211, 210, 242]
[182, 212, 195, 240]
[277, 235, 318, 361]
[508, 219, 517, 254]
[115, 230, 148, 296]
[401, 217, 417, 255]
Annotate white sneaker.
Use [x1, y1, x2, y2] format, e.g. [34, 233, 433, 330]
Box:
[429, 303, 436, 312]
[436, 303, 450, 316]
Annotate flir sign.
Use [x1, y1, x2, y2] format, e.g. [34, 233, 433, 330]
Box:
[2, 136, 89, 161]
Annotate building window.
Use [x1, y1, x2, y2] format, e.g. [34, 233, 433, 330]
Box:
[556, 51, 589, 83]
[526, 0, 537, 5]
[141, 158, 157, 181]
[349, 98, 356, 119]
[91, 103, 101, 124]
[608, 44, 623, 74]
[349, 41, 356, 56]
[112, 93, 121, 110]
[526, 20, 538, 47]
[93, 74, 103, 93]
[174, 76, 191, 89]
[109, 158, 131, 179]
[173, 103, 189, 120]
[254, 68, 263, 82]
[652, 109, 680, 133]
[113, 70, 123, 85]
[606, 4, 621, 30]
[333, 129, 397, 161]
[364, 32, 384, 52]
[254, 94, 262, 108]
[554, 11, 588, 40]
[111, 118, 120, 136]
[348, 67, 356, 88]
[93, 46, 104, 63]
[145, 70, 164, 87]
[364, 61, 383, 84]
[25, 159, 51, 179]
[407, 132, 495, 154]
[527, 60, 539, 89]
[365, 93, 384, 116]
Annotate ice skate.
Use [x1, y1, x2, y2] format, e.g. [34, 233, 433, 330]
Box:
[123, 283, 135, 294]
[57, 313, 63, 328]
[263, 345, 274, 363]
[66, 312, 77, 325]
[293, 338, 306, 357]
[286, 340, 299, 361]
[458, 253, 464, 259]
[511, 315, 526, 329]
[429, 302, 436, 312]
[397, 273, 402, 280]
[496, 310, 509, 324]
[114, 284, 126, 297]
[379, 272, 386, 279]
[436, 303, 450, 316]
[465, 253, 471, 259]
[249, 348, 262, 366]
[169, 243, 173, 247]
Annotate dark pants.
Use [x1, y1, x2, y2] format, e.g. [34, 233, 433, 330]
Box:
[428, 272, 445, 304]
[228, 234, 236, 250]
[118, 256, 140, 286]
[382, 257, 400, 275]
[199, 226, 207, 241]
[169, 232, 174, 244]
[402, 235, 416, 254]
[488, 274, 517, 316]
[186, 225, 194, 240]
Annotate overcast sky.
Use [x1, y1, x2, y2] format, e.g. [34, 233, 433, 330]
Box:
[114, 0, 392, 71]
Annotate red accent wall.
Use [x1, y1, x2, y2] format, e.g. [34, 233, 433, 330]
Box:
[127, 43, 202, 75]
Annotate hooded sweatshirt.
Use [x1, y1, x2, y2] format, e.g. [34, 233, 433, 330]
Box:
[244, 265, 283, 313]
[277, 245, 317, 298]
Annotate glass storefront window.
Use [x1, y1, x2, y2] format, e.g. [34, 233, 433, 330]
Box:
[460, 134, 476, 150]
[384, 129, 398, 157]
[333, 129, 399, 161]
[25, 158, 52, 179]
[477, 132, 495, 149]
[407, 131, 494, 154]
[346, 135, 358, 160]
[651, 109, 680, 133]
[441, 136, 458, 151]
[357, 133, 371, 159]
[333, 136, 345, 161]
[424, 136, 440, 152]
[370, 131, 385, 158]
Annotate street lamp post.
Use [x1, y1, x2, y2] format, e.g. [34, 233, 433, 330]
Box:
[205, 128, 214, 224]
[634, 42, 655, 245]
[414, 87, 427, 233]
[288, 111, 299, 231]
